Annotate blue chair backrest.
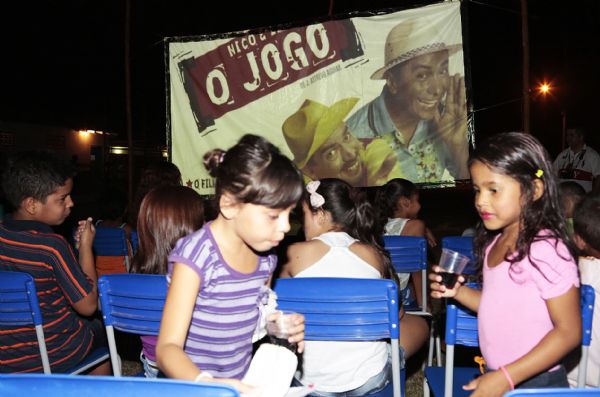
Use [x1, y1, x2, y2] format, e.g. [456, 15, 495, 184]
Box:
[0, 270, 110, 374]
[274, 277, 402, 397]
[384, 235, 427, 273]
[505, 388, 600, 397]
[98, 274, 167, 335]
[0, 270, 51, 372]
[274, 277, 399, 341]
[93, 227, 129, 257]
[0, 374, 240, 397]
[441, 236, 476, 275]
[0, 270, 43, 327]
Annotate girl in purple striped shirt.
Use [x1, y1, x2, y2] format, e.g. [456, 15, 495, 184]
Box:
[156, 135, 306, 393]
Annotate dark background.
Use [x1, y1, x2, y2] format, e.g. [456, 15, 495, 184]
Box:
[1, 0, 599, 158]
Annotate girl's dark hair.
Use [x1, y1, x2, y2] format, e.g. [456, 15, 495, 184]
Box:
[573, 195, 600, 252]
[130, 186, 204, 275]
[305, 178, 399, 285]
[374, 178, 418, 233]
[203, 134, 303, 209]
[468, 132, 574, 272]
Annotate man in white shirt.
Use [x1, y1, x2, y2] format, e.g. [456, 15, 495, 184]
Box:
[554, 128, 600, 192]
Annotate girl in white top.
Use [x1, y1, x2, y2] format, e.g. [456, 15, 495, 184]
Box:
[281, 178, 428, 396]
[375, 178, 436, 309]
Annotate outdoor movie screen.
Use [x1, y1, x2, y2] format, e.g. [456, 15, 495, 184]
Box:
[166, 1, 472, 195]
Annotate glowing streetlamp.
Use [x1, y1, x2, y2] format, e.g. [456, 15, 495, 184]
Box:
[538, 82, 551, 96]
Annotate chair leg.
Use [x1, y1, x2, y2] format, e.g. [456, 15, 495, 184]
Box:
[435, 334, 442, 367]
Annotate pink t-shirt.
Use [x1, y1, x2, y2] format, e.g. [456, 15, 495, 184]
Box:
[478, 232, 579, 370]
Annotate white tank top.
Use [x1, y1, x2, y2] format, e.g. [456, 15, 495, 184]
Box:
[295, 232, 388, 392]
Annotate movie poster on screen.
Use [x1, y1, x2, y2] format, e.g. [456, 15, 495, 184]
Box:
[167, 1, 470, 195]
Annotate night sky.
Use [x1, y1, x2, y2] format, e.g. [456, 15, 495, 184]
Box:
[1, 0, 599, 158]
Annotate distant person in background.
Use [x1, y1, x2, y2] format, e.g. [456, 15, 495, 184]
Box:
[375, 178, 436, 310]
[566, 195, 600, 387]
[94, 187, 134, 276]
[283, 97, 404, 186]
[554, 128, 600, 193]
[130, 185, 204, 378]
[347, 16, 469, 182]
[558, 181, 586, 238]
[95, 188, 132, 237]
[126, 162, 182, 227]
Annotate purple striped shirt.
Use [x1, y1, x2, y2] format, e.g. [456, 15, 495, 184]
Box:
[167, 223, 276, 379]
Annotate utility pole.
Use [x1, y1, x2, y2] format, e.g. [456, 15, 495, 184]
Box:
[521, 0, 530, 134]
[125, 0, 134, 202]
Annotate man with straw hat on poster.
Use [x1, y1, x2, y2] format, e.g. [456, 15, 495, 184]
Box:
[283, 97, 404, 186]
[347, 14, 469, 183]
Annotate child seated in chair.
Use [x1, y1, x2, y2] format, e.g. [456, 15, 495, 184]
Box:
[567, 195, 600, 387]
[375, 178, 436, 310]
[558, 181, 585, 238]
[0, 151, 110, 374]
[281, 178, 429, 395]
[129, 185, 204, 377]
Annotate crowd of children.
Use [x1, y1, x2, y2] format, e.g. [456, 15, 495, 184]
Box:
[0, 130, 598, 396]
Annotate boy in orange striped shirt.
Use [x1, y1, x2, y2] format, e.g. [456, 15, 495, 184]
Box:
[0, 151, 110, 374]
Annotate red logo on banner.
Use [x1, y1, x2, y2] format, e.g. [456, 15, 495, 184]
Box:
[177, 19, 364, 133]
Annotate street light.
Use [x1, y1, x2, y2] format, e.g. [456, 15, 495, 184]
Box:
[538, 82, 551, 95]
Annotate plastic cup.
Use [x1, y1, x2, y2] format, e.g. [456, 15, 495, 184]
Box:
[266, 310, 298, 353]
[437, 248, 470, 288]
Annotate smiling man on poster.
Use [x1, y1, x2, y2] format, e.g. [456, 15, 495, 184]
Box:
[347, 15, 469, 183]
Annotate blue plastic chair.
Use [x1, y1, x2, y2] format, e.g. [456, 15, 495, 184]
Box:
[424, 284, 595, 397]
[274, 277, 404, 397]
[0, 270, 109, 374]
[0, 373, 239, 397]
[504, 389, 600, 397]
[98, 274, 168, 376]
[441, 236, 476, 275]
[93, 227, 132, 273]
[384, 235, 440, 371]
[384, 235, 428, 313]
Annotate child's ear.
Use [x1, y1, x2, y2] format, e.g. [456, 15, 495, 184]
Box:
[399, 196, 411, 209]
[532, 179, 545, 201]
[316, 209, 329, 226]
[218, 192, 240, 220]
[23, 197, 38, 215]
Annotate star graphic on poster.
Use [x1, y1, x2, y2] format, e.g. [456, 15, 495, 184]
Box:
[186, 179, 193, 188]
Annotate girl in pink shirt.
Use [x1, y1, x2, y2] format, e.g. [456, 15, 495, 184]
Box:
[430, 132, 580, 396]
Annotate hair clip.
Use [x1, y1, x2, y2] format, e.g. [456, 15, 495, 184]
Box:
[218, 152, 226, 164]
[535, 169, 544, 178]
[306, 180, 325, 208]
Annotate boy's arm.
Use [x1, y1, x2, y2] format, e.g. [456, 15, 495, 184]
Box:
[71, 219, 98, 316]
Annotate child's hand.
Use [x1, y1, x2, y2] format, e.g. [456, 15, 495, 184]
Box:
[462, 369, 512, 397]
[284, 312, 305, 353]
[77, 218, 95, 249]
[429, 265, 465, 298]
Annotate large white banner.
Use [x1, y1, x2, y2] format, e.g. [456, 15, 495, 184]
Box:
[167, 1, 471, 195]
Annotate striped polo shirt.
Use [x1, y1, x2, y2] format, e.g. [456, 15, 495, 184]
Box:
[0, 219, 95, 373]
[168, 222, 276, 379]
